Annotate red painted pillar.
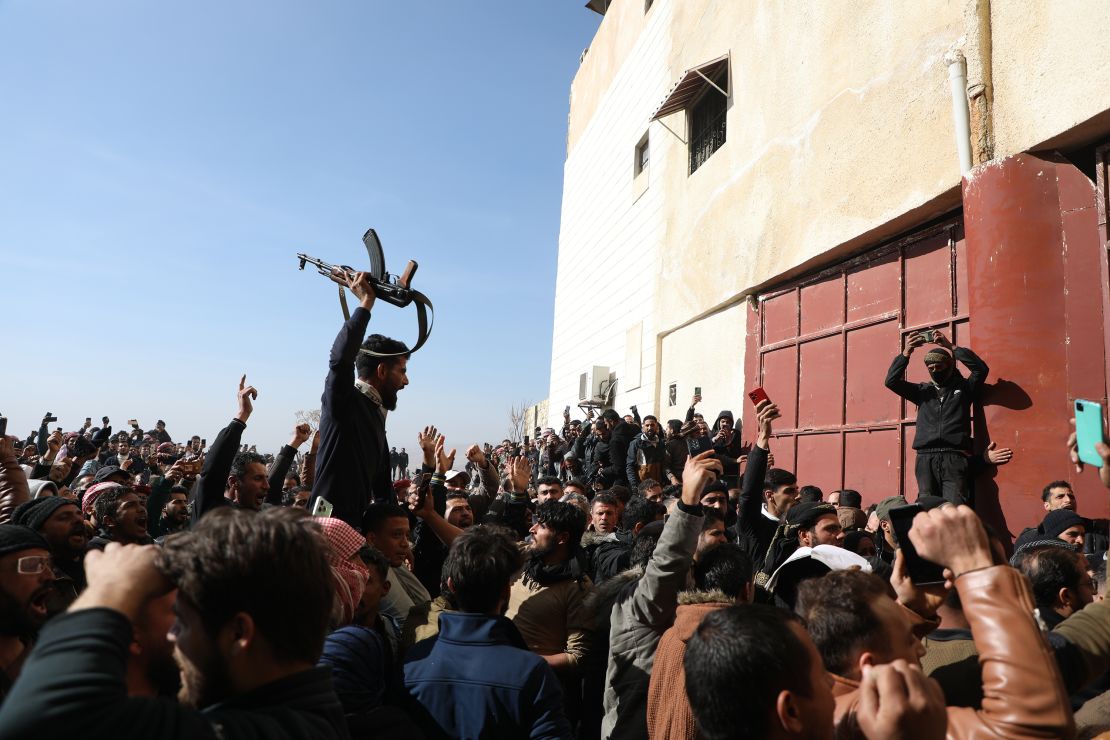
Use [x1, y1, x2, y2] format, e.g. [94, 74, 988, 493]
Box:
[963, 152, 1109, 538]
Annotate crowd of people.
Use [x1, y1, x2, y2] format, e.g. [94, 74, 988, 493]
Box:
[1, 275, 1110, 739]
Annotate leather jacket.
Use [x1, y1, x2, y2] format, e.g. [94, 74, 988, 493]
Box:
[832, 565, 1074, 739]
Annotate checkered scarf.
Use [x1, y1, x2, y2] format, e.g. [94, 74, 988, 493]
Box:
[318, 517, 370, 625]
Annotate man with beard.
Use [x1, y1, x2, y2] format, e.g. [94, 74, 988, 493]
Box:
[0, 507, 348, 739]
[507, 500, 592, 725]
[88, 486, 152, 550]
[0, 526, 55, 705]
[313, 270, 410, 528]
[885, 328, 988, 505]
[191, 375, 271, 523]
[126, 590, 180, 698]
[11, 498, 87, 614]
[154, 488, 191, 540]
[625, 415, 668, 490]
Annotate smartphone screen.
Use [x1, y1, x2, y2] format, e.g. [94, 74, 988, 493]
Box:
[888, 504, 946, 585]
[1075, 399, 1106, 468]
[694, 386, 702, 397]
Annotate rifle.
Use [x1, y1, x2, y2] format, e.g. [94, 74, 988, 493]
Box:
[297, 228, 434, 356]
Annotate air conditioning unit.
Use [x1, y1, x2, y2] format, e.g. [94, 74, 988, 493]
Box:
[579, 366, 610, 402]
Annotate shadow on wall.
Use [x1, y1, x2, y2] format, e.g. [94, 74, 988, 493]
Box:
[970, 378, 1034, 552]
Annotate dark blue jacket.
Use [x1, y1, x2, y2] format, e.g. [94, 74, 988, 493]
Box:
[402, 611, 572, 739]
[312, 307, 392, 529]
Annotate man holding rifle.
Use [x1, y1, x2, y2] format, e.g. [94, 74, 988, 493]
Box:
[312, 269, 411, 529]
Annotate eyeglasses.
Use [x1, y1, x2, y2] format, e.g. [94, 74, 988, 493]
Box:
[13, 555, 52, 575]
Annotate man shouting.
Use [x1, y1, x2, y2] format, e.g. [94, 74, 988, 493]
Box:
[313, 270, 410, 529]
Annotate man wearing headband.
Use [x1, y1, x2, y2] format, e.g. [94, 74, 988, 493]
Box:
[313, 270, 411, 529]
[885, 328, 989, 505]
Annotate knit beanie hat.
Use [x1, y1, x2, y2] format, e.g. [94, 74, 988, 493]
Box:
[923, 348, 952, 364]
[0, 525, 49, 557]
[12, 497, 74, 533]
[1041, 509, 1087, 539]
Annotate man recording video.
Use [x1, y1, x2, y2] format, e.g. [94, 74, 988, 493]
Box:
[312, 269, 410, 529]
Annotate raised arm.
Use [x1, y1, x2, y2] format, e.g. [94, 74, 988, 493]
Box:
[0, 436, 30, 525]
[323, 270, 377, 413]
[885, 332, 926, 402]
[911, 506, 1073, 738]
[190, 376, 253, 524]
[626, 451, 722, 628]
[738, 401, 778, 537]
[265, 424, 310, 505]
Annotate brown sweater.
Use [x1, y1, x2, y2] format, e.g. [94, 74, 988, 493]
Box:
[646, 593, 732, 740]
[506, 572, 593, 672]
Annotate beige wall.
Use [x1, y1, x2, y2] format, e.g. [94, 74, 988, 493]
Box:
[990, 0, 1110, 156]
[657, 301, 747, 424]
[552, 0, 1110, 424]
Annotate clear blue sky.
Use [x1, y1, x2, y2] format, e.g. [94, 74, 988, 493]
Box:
[0, 1, 600, 454]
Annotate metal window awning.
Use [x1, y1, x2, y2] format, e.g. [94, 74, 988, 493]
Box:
[650, 54, 729, 121]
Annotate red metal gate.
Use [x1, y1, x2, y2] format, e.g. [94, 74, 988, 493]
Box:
[743, 217, 968, 508]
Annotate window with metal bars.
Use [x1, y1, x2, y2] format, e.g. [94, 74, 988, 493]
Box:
[689, 70, 727, 174]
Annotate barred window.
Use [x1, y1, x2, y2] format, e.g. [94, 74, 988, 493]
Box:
[689, 70, 727, 174]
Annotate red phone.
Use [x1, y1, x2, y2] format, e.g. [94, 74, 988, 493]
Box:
[748, 387, 771, 406]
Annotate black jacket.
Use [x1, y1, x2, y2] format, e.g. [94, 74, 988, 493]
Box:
[190, 418, 246, 525]
[313, 307, 392, 529]
[625, 434, 667, 489]
[884, 347, 988, 452]
[737, 444, 777, 571]
[0, 608, 350, 740]
[607, 421, 638, 486]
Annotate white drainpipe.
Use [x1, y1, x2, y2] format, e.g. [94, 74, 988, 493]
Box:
[946, 49, 973, 175]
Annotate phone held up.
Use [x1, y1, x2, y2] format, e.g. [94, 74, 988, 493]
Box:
[888, 504, 946, 585]
[0, 417, 7, 438]
[1075, 399, 1107, 468]
[311, 497, 334, 518]
[748, 387, 771, 407]
[694, 386, 702, 398]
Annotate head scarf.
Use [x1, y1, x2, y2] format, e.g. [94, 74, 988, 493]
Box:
[318, 517, 370, 626]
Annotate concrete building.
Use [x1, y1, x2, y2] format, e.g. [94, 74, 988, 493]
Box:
[545, 0, 1110, 533]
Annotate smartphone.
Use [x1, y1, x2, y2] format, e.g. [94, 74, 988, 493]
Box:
[523, 435, 530, 445]
[888, 504, 946, 585]
[694, 386, 702, 397]
[128, 419, 138, 428]
[1075, 399, 1107, 468]
[565, 405, 571, 415]
[748, 387, 771, 407]
[85, 417, 92, 424]
[311, 497, 334, 518]
[0, 417, 7, 437]
[687, 435, 714, 456]
[201, 438, 207, 449]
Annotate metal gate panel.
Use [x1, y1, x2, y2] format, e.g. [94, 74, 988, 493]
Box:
[796, 433, 843, 494]
[846, 321, 901, 424]
[847, 253, 900, 322]
[746, 217, 967, 501]
[798, 334, 844, 429]
[800, 275, 844, 335]
[844, 429, 900, 504]
[763, 291, 797, 346]
[761, 345, 798, 430]
[905, 232, 956, 329]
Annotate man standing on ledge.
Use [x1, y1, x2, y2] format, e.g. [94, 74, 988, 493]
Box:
[313, 269, 410, 529]
[885, 328, 988, 505]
